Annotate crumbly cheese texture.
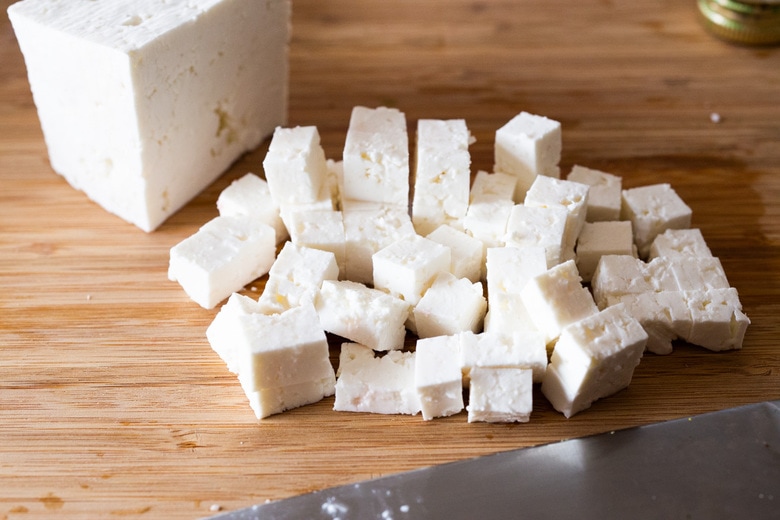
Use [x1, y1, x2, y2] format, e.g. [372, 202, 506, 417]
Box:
[168, 215, 276, 309]
[217, 173, 288, 244]
[411, 119, 472, 235]
[413, 271, 487, 338]
[342, 106, 409, 206]
[575, 220, 636, 283]
[566, 165, 622, 222]
[414, 335, 464, 420]
[621, 183, 692, 258]
[262, 125, 328, 206]
[649, 228, 713, 260]
[541, 304, 648, 418]
[334, 343, 421, 415]
[8, 0, 290, 231]
[504, 205, 569, 268]
[460, 330, 548, 384]
[425, 225, 484, 283]
[467, 367, 533, 423]
[285, 209, 346, 277]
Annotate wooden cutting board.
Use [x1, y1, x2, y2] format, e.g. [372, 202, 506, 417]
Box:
[1, 0, 779, 518]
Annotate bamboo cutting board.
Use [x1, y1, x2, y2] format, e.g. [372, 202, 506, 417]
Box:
[1, 1, 779, 518]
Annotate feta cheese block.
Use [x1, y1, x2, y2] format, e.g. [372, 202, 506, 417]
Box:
[411, 119, 472, 235]
[414, 335, 465, 420]
[590, 255, 677, 309]
[493, 112, 562, 201]
[462, 198, 514, 249]
[610, 291, 692, 355]
[8, 0, 290, 231]
[216, 172, 288, 244]
[504, 204, 569, 268]
[425, 225, 484, 283]
[257, 242, 339, 314]
[668, 257, 730, 292]
[621, 183, 692, 258]
[334, 343, 421, 415]
[649, 228, 713, 260]
[685, 288, 750, 352]
[206, 292, 265, 374]
[262, 125, 328, 206]
[566, 165, 622, 222]
[372, 234, 451, 307]
[541, 304, 648, 418]
[315, 280, 410, 352]
[413, 272, 487, 338]
[285, 209, 346, 278]
[460, 330, 548, 384]
[342, 203, 416, 284]
[524, 175, 590, 261]
[342, 106, 410, 206]
[168, 215, 276, 309]
[469, 170, 518, 203]
[574, 221, 636, 283]
[521, 259, 599, 345]
[467, 367, 533, 423]
[239, 372, 336, 420]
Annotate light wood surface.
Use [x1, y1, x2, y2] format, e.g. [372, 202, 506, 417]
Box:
[1, 1, 779, 518]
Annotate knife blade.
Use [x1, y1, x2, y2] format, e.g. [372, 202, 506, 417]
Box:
[206, 400, 780, 519]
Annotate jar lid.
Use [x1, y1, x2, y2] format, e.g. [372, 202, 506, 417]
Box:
[698, 0, 780, 45]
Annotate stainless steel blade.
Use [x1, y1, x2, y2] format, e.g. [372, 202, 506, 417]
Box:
[207, 400, 780, 519]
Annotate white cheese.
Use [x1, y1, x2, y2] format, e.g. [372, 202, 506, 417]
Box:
[524, 175, 590, 261]
[467, 367, 533, 423]
[541, 304, 648, 418]
[685, 288, 750, 352]
[414, 335, 464, 420]
[413, 272, 487, 338]
[334, 343, 421, 415]
[469, 170, 518, 203]
[574, 221, 636, 283]
[483, 246, 546, 335]
[342, 106, 409, 206]
[611, 291, 692, 355]
[216, 172, 288, 244]
[425, 225, 484, 283]
[315, 280, 410, 352]
[262, 125, 328, 206]
[168, 215, 276, 309]
[8, 0, 290, 231]
[285, 209, 346, 278]
[668, 257, 730, 291]
[566, 165, 622, 222]
[521, 259, 599, 345]
[590, 255, 678, 309]
[460, 330, 547, 384]
[205, 292, 264, 374]
[411, 119, 472, 235]
[462, 198, 514, 249]
[504, 204, 569, 268]
[649, 228, 713, 260]
[621, 183, 692, 258]
[239, 373, 336, 420]
[493, 112, 562, 201]
[372, 234, 451, 307]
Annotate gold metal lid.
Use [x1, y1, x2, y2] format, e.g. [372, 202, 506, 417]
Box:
[698, 0, 780, 45]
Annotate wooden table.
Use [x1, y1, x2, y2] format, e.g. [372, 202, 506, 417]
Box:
[1, 1, 779, 518]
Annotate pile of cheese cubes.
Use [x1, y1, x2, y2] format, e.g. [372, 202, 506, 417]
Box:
[169, 107, 750, 421]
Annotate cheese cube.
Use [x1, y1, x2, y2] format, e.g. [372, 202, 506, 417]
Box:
[460, 330, 548, 384]
[504, 205, 568, 268]
[342, 204, 416, 284]
[470, 170, 518, 203]
[590, 255, 677, 309]
[168, 215, 276, 309]
[413, 272, 487, 338]
[425, 225, 484, 283]
[411, 119, 472, 235]
[285, 209, 346, 278]
[262, 125, 328, 206]
[649, 228, 713, 260]
[485, 246, 547, 295]
[334, 343, 421, 415]
[315, 280, 410, 351]
[257, 242, 339, 314]
[611, 291, 692, 355]
[216, 173, 288, 244]
[414, 335, 464, 420]
[521, 260, 599, 344]
[206, 292, 265, 374]
[372, 235, 451, 307]
[494, 112, 562, 201]
[462, 198, 514, 249]
[342, 106, 409, 206]
[685, 288, 750, 351]
[524, 175, 590, 261]
[483, 292, 538, 336]
[668, 257, 730, 291]
[621, 183, 692, 258]
[575, 221, 635, 283]
[467, 367, 533, 423]
[541, 304, 648, 418]
[566, 165, 622, 222]
[239, 372, 336, 420]
[8, 0, 290, 231]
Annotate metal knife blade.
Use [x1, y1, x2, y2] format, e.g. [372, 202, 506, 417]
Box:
[207, 400, 780, 519]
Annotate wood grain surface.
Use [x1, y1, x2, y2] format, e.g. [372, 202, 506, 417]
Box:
[1, 0, 779, 518]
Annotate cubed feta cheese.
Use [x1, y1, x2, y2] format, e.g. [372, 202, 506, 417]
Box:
[504, 204, 569, 268]
[467, 367, 533, 423]
[469, 170, 518, 203]
[262, 125, 328, 206]
[216, 172, 288, 244]
[685, 288, 750, 351]
[621, 183, 692, 258]
[168, 215, 276, 309]
[541, 304, 648, 418]
[334, 343, 421, 415]
[8, 0, 290, 231]
[575, 221, 635, 283]
[413, 272, 487, 338]
[411, 119, 471, 235]
[414, 335, 464, 420]
[566, 165, 622, 222]
[285, 209, 346, 278]
[460, 330, 547, 384]
[342, 106, 409, 206]
[462, 198, 514, 249]
[425, 225, 484, 283]
[649, 228, 713, 260]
